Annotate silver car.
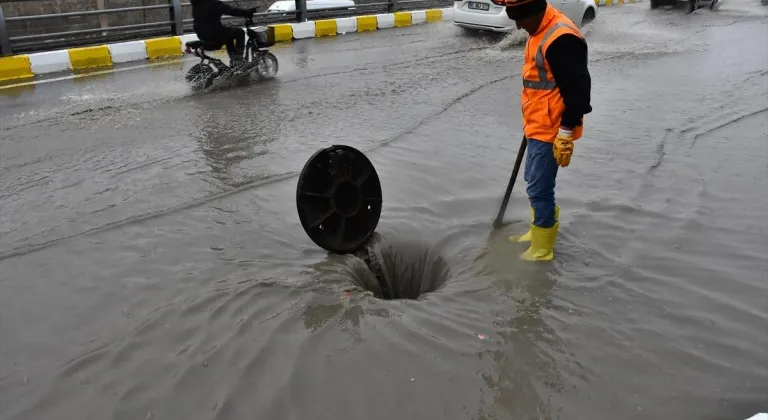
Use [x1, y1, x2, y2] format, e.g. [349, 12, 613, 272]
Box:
[452, 0, 598, 32]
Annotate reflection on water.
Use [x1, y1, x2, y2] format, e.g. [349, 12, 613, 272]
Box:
[0, 83, 35, 99]
[189, 82, 283, 188]
[293, 41, 311, 70]
[472, 229, 567, 420]
[300, 296, 396, 335]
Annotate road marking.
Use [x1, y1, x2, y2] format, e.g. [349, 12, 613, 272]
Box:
[0, 57, 193, 91]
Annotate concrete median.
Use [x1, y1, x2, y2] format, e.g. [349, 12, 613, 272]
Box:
[0, 7, 453, 83]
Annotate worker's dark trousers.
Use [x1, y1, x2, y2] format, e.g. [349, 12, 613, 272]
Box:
[523, 137, 559, 228]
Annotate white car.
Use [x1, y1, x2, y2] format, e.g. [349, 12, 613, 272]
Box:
[452, 0, 597, 32]
[267, 0, 356, 12]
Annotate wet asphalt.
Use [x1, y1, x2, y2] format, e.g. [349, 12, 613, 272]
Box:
[1, 2, 767, 419]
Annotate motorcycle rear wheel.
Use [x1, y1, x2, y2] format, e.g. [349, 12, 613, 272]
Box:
[185, 63, 215, 90]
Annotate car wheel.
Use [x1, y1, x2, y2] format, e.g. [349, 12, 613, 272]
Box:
[581, 8, 596, 26]
[650, 0, 659, 8]
[685, 0, 696, 13]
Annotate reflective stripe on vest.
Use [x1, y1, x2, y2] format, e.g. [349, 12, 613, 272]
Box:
[521, 22, 576, 90]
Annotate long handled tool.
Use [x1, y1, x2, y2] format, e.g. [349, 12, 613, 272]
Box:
[493, 135, 527, 229]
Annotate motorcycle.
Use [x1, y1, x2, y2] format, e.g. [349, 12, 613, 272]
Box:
[184, 18, 279, 90]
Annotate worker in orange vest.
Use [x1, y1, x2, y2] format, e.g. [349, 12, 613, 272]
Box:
[505, 0, 592, 261]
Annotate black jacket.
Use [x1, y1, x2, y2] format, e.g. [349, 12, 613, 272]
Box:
[544, 34, 592, 129]
[191, 0, 252, 38]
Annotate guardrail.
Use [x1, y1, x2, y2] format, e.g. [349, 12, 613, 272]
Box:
[0, 0, 452, 56]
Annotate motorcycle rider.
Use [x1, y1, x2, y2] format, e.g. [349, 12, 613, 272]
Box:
[190, 0, 256, 67]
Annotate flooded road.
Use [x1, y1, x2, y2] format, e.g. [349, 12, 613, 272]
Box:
[1, 2, 767, 419]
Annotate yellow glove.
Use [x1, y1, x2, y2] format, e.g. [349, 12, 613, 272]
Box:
[553, 128, 574, 168]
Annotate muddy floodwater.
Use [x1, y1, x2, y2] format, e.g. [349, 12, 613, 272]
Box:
[1, 2, 767, 419]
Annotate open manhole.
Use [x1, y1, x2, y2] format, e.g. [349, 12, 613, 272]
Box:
[297, 145, 448, 300]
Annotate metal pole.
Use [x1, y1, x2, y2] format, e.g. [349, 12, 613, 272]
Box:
[169, 0, 183, 35]
[0, 6, 11, 56]
[97, 0, 108, 33]
[295, 0, 307, 22]
[388, 0, 397, 13]
[493, 135, 527, 229]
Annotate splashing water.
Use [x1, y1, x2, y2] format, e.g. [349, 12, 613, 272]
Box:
[494, 16, 598, 51]
[494, 28, 529, 51]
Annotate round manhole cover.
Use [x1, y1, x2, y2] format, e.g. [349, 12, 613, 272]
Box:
[296, 145, 383, 254]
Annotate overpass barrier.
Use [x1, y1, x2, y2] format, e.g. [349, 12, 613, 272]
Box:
[0, 7, 453, 82]
[0, 0, 452, 56]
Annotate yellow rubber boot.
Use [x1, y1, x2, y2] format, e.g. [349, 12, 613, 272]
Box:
[509, 206, 559, 243]
[520, 222, 559, 261]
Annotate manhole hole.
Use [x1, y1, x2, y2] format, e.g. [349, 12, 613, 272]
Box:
[297, 145, 449, 300]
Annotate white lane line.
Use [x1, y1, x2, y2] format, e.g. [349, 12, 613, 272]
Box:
[0, 56, 196, 91]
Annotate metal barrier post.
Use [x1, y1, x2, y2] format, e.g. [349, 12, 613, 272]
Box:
[0, 6, 11, 56]
[169, 0, 184, 35]
[295, 0, 307, 22]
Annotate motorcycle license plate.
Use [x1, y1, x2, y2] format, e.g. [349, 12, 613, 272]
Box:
[468, 1, 490, 10]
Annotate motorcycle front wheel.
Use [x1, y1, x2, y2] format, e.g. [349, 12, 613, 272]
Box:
[254, 52, 279, 79]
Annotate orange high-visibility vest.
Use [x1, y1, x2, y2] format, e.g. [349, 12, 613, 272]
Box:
[521, 4, 584, 143]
